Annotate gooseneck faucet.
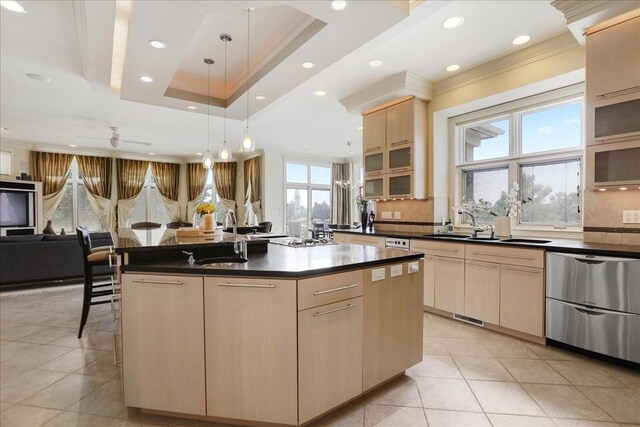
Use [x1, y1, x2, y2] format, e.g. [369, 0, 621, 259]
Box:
[225, 210, 247, 258]
[457, 208, 484, 238]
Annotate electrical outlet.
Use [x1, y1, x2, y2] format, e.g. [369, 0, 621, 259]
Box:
[390, 264, 403, 277]
[394, 211, 402, 220]
[371, 268, 385, 282]
[381, 211, 392, 219]
[623, 210, 640, 224]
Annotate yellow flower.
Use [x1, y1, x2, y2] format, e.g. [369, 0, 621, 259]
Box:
[196, 202, 217, 215]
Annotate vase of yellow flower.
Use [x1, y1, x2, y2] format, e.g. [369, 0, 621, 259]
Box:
[196, 201, 217, 231]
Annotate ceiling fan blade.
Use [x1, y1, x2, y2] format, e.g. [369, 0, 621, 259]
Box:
[77, 135, 107, 140]
[122, 139, 152, 146]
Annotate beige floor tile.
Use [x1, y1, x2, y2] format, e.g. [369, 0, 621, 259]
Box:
[0, 401, 12, 413]
[308, 403, 364, 427]
[43, 411, 114, 427]
[117, 407, 175, 425]
[421, 338, 450, 356]
[17, 327, 76, 345]
[483, 339, 541, 359]
[468, 380, 545, 416]
[499, 358, 569, 384]
[49, 331, 115, 352]
[2, 344, 75, 369]
[0, 341, 41, 363]
[524, 343, 584, 361]
[522, 383, 613, 421]
[0, 364, 30, 382]
[0, 324, 49, 341]
[424, 409, 491, 427]
[597, 363, 640, 389]
[414, 377, 482, 412]
[364, 404, 427, 427]
[22, 373, 107, 410]
[547, 361, 624, 387]
[406, 355, 463, 379]
[73, 354, 120, 379]
[437, 338, 492, 357]
[364, 376, 422, 408]
[578, 386, 640, 424]
[486, 413, 555, 426]
[39, 348, 110, 373]
[551, 419, 622, 427]
[453, 356, 514, 381]
[68, 377, 125, 417]
[0, 369, 68, 403]
[0, 403, 61, 427]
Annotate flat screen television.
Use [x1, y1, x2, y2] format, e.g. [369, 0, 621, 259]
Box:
[0, 190, 36, 228]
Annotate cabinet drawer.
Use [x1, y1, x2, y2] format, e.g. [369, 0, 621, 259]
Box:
[298, 270, 363, 310]
[335, 234, 385, 248]
[465, 244, 544, 268]
[410, 239, 464, 259]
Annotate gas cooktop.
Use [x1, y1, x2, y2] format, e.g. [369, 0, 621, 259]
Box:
[269, 237, 337, 248]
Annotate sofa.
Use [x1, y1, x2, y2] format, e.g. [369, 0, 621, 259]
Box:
[0, 232, 114, 288]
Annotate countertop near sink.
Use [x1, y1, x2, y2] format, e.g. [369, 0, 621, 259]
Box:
[333, 229, 640, 258]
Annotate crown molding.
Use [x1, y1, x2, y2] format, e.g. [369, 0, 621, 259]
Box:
[339, 71, 433, 114]
[433, 32, 581, 96]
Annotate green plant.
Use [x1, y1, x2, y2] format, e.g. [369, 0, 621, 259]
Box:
[355, 194, 369, 213]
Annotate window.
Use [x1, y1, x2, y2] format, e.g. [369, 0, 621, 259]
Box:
[0, 151, 11, 176]
[285, 162, 331, 237]
[455, 86, 584, 229]
[130, 167, 171, 226]
[200, 169, 226, 222]
[50, 160, 102, 232]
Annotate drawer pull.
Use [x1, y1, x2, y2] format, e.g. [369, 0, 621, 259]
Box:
[390, 139, 409, 146]
[433, 248, 459, 253]
[132, 279, 183, 285]
[110, 295, 121, 321]
[313, 283, 358, 296]
[502, 266, 540, 274]
[113, 334, 121, 366]
[219, 283, 276, 289]
[472, 252, 534, 261]
[595, 86, 640, 98]
[557, 300, 639, 317]
[314, 303, 358, 317]
[466, 261, 498, 268]
[365, 146, 382, 152]
[437, 258, 463, 264]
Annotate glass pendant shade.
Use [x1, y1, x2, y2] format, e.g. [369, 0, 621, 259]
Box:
[202, 150, 214, 169]
[240, 127, 255, 152]
[219, 141, 232, 162]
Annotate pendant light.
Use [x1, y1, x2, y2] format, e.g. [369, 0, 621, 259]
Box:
[218, 33, 232, 162]
[240, 8, 255, 152]
[201, 58, 215, 169]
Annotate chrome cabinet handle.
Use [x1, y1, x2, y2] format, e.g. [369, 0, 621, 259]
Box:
[314, 303, 358, 317]
[219, 283, 276, 289]
[466, 261, 498, 268]
[436, 258, 463, 264]
[390, 139, 409, 146]
[132, 279, 183, 285]
[595, 85, 640, 98]
[594, 133, 640, 144]
[502, 266, 540, 274]
[433, 248, 459, 253]
[313, 283, 359, 296]
[471, 252, 534, 261]
[364, 146, 382, 152]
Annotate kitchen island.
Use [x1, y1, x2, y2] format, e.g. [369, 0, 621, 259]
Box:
[112, 229, 424, 426]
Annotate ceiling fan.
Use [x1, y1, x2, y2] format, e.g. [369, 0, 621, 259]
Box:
[78, 127, 151, 148]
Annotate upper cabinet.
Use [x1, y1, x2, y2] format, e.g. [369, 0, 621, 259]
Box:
[362, 98, 428, 200]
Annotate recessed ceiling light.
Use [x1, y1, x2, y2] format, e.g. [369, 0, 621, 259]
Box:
[25, 73, 50, 82]
[619, 187, 628, 191]
[1, 1, 26, 13]
[255, 95, 266, 100]
[442, 16, 464, 29]
[446, 64, 460, 72]
[330, 1, 347, 11]
[314, 90, 326, 96]
[139, 75, 154, 83]
[357, 126, 363, 130]
[69, 144, 77, 147]
[148, 152, 155, 155]
[598, 188, 607, 192]
[368, 59, 383, 68]
[303, 144, 309, 148]
[301, 61, 315, 69]
[512, 35, 530, 45]
[187, 105, 197, 110]
[0, 127, 13, 132]
[196, 152, 203, 156]
[148, 40, 166, 49]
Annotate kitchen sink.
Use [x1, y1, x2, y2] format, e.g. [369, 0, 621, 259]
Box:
[421, 234, 470, 238]
[500, 238, 551, 244]
[465, 236, 499, 241]
[195, 257, 248, 267]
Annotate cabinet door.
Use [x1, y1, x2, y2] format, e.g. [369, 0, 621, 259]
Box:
[387, 171, 413, 198]
[386, 99, 414, 145]
[205, 277, 297, 425]
[500, 265, 544, 337]
[298, 297, 363, 424]
[388, 142, 413, 171]
[363, 110, 386, 152]
[434, 256, 465, 314]
[586, 16, 640, 101]
[464, 261, 500, 324]
[122, 274, 205, 415]
[423, 255, 435, 307]
[364, 175, 384, 199]
[364, 150, 385, 175]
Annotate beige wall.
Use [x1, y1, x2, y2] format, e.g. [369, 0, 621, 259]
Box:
[0, 138, 32, 178]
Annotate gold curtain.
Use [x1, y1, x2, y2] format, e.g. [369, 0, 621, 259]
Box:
[31, 152, 74, 195]
[186, 163, 207, 201]
[116, 159, 148, 199]
[76, 155, 112, 198]
[243, 157, 261, 203]
[150, 162, 179, 201]
[214, 162, 237, 212]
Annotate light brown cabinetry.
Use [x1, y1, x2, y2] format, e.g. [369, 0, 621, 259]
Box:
[386, 99, 414, 145]
[122, 274, 206, 416]
[298, 270, 363, 310]
[298, 297, 363, 424]
[464, 261, 500, 324]
[434, 256, 465, 314]
[332, 232, 386, 248]
[500, 265, 545, 337]
[204, 277, 298, 425]
[363, 261, 423, 390]
[363, 109, 386, 152]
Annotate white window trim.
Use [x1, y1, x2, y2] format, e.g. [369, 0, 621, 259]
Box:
[283, 159, 332, 236]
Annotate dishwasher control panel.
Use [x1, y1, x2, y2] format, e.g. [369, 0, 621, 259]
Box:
[385, 237, 410, 249]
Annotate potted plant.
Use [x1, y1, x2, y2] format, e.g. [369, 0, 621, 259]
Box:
[196, 201, 217, 231]
[355, 194, 369, 233]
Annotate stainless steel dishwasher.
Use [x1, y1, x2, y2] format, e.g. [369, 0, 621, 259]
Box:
[546, 252, 640, 363]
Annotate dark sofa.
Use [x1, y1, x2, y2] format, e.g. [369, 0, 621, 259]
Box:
[0, 232, 113, 288]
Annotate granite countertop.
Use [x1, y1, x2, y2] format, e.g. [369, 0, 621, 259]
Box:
[121, 242, 424, 278]
[334, 229, 640, 258]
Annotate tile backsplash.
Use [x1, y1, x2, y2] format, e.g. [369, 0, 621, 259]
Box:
[583, 190, 640, 244]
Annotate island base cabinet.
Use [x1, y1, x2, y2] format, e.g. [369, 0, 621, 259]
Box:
[500, 265, 545, 337]
[363, 261, 423, 390]
[298, 297, 363, 424]
[204, 277, 298, 425]
[122, 274, 206, 416]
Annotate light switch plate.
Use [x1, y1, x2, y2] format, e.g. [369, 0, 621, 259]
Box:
[623, 210, 640, 224]
[371, 268, 386, 282]
[390, 264, 403, 277]
[408, 262, 420, 274]
[394, 211, 402, 220]
[381, 211, 392, 219]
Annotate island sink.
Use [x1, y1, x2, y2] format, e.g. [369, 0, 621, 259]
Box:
[195, 257, 249, 266]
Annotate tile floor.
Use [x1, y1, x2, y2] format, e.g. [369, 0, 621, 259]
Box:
[1, 285, 639, 427]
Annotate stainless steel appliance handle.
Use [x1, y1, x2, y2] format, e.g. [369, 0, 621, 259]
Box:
[219, 283, 276, 289]
[313, 303, 358, 317]
[313, 284, 358, 296]
[549, 252, 638, 263]
[554, 299, 639, 317]
[132, 279, 183, 285]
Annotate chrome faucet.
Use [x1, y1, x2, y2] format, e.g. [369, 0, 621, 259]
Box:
[457, 208, 484, 238]
[225, 210, 247, 258]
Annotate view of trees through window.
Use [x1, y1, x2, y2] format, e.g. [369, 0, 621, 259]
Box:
[50, 162, 102, 233]
[285, 162, 331, 237]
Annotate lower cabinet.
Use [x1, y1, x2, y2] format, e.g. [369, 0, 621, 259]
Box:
[204, 277, 298, 425]
[464, 260, 500, 324]
[298, 297, 363, 424]
[434, 256, 465, 314]
[423, 255, 435, 307]
[500, 265, 544, 337]
[332, 233, 386, 248]
[122, 274, 206, 416]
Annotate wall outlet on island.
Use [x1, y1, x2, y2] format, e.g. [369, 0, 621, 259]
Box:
[381, 211, 392, 219]
[623, 210, 640, 224]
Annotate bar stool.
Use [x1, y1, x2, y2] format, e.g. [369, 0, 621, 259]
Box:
[76, 226, 114, 338]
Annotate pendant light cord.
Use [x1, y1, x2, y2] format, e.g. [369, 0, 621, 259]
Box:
[223, 38, 227, 143]
[207, 62, 211, 152]
[246, 9, 250, 131]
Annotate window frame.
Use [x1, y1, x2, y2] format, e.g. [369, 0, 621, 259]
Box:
[453, 85, 585, 234]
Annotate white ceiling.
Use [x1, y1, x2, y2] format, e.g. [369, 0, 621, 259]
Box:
[0, 0, 571, 160]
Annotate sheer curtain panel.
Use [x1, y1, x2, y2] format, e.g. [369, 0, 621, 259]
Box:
[76, 155, 113, 230]
[31, 151, 74, 225]
[151, 162, 181, 222]
[243, 156, 262, 224]
[213, 162, 237, 216]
